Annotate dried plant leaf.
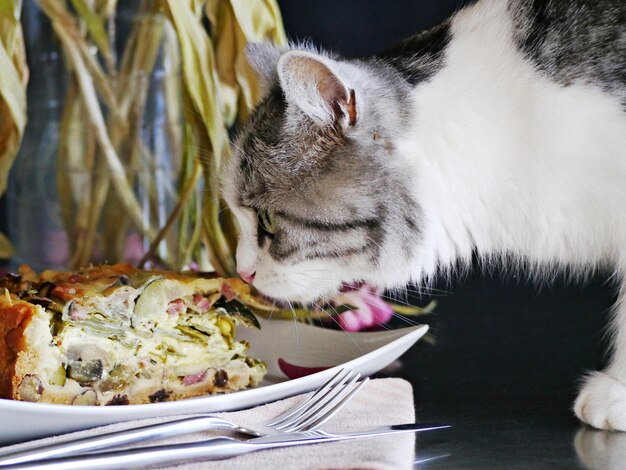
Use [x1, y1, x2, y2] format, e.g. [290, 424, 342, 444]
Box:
[90, 3, 166, 264]
[116, 6, 164, 121]
[0, 44, 26, 136]
[139, 157, 201, 268]
[0, 0, 28, 198]
[57, 77, 87, 258]
[69, 0, 114, 72]
[95, 0, 118, 17]
[38, 0, 118, 116]
[0, 0, 27, 260]
[163, 22, 182, 166]
[71, 158, 110, 268]
[205, 1, 241, 126]
[165, 0, 227, 164]
[165, 0, 236, 275]
[176, 125, 203, 268]
[0, 232, 14, 258]
[4, 0, 289, 276]
[391, 300, 437, 316]
[41, 0, 172, 267]
[39, 0, 155, 243]
[206, 0, 285, 124]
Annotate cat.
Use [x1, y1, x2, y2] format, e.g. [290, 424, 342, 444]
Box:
[221, 0, 626, 431]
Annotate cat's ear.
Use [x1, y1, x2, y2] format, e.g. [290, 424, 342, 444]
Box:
[277, 51, 357, 129]
[246, 42, 284, 95]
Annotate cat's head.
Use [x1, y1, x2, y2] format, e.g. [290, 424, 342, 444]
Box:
[221, 44, 421, 303]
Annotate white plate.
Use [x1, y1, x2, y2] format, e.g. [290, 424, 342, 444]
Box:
[0, 318, 428, 445]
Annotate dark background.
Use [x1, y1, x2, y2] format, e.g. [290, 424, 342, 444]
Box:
[278, 0, 473, 57]
[276, 1, 613, 468]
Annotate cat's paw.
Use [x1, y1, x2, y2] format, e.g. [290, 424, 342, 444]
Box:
[574, 372, 626, 431]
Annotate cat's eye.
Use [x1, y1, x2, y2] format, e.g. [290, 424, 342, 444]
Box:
[257, 209, 277, 235]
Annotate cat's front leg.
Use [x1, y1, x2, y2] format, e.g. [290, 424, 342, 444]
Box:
[574, 372, 626, 430]
[575, 285, 626, 430]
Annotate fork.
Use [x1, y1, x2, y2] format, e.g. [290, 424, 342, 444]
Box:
[0, 369, 368, 467]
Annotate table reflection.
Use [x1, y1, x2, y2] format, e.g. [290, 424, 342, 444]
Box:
[575, 427, 626, 469]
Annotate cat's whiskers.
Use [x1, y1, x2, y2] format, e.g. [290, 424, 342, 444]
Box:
[304, 282, 426, 330]
[216, 205, 230, 217]
[378, 291, 433, 309]
[290, 268, 448, 297]
[266, 295, 278, 321]
[398, 283, 450, 295]
[285, 298, 303, 353]
[269, 273, 436, 319]
[282, 273, 443, 306]
[177, 185, 222, 197]
[323, 296, 417, 337]
[313, 302, 365, 354]
[339, 294, 425, 328]
[343, 294, 427, 328]
[180, 103, 204, 122]
[228, 140, 246, 155]
[180, 143, 218, 168]
[387, 284, 406, 305]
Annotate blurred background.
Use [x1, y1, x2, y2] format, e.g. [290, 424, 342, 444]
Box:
[279, 0, 469, 56]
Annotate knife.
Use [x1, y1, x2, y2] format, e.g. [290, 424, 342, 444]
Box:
[0, 423, 450, 470]
[250, 423, 451, 444]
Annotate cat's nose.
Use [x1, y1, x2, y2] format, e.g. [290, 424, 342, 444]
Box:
[238, 270, 256, 284]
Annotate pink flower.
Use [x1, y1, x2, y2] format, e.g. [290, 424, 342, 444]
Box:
[46, 229, 69, 266]
[330, 284, 394, 332]
[124, 233, 144, 264]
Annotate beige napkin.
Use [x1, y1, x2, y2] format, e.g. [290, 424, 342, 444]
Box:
[1, 378, 416, 470]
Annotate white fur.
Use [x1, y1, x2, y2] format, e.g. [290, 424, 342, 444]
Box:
[404, 1, 626, 278]
[392, 0, 626, 430]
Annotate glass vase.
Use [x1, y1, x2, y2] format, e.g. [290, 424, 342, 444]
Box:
[6, 0, 182, 272]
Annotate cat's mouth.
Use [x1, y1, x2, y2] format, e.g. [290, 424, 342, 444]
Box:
[255, 280, 365, 308]
[257, 292, 325, 310]
[339, 281, 365, 293]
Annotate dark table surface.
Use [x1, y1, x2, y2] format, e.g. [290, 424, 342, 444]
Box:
[376, 269, 617, 469]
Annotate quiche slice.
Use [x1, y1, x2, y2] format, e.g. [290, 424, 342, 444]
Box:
[0, 264, 266, 405]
